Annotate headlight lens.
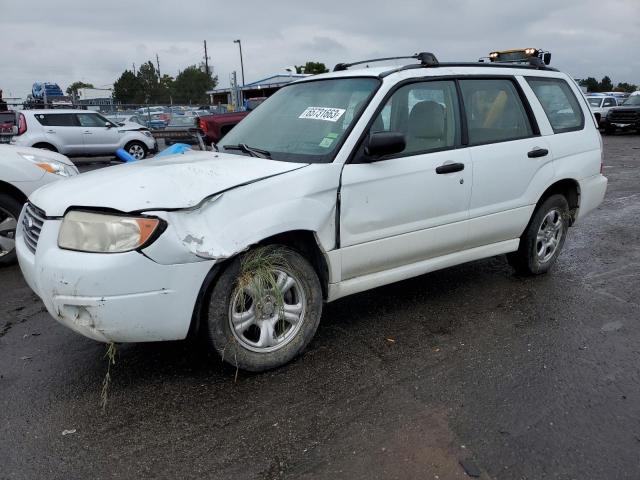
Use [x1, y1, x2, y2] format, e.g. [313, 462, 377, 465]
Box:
[142, 130, 153, 137]
[18, 152, 78, 177]
[58, 211, 163, 253]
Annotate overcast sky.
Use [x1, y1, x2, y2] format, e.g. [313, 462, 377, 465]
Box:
[3, 0, 639, 101]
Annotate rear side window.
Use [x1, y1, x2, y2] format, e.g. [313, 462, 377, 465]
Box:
[526, 77, 584, 133]
[35, 114, 77, 127]
[459, 79, 533, 145]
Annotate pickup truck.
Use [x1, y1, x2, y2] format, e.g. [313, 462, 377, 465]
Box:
[197, 111, 249, 146]
[197, 97, 266, 146]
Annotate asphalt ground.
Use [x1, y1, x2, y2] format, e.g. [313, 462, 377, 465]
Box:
[1, 134, 639, 480]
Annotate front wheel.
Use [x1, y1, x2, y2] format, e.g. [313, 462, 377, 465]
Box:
[204, 246, 323, 372]
[508, 194, 569, 275]
[125, 141, 148, 160]
[0, 194, 22, 267]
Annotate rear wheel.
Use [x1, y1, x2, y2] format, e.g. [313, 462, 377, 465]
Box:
[0, 194, 22, 267]
[508, 194, 569, 275]
[204, 246, 323, 372]
[125, 141, 148, 160]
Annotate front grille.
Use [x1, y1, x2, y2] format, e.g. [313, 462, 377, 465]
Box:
[608, 111, 640, 123]
[22, 203, 46, 253]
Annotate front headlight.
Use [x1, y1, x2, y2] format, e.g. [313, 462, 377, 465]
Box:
[58, 211, 164, 253]
[18, 152, 78, 177]
[142, 130, 153, 137]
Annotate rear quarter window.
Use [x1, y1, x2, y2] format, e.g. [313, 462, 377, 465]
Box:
[526, 77, 585, 133]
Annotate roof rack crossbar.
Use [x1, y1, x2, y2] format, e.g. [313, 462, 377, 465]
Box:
[379, 60, 557, 78]
[333, 52, 439, 71]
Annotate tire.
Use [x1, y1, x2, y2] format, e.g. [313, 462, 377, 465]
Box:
[204, 245, 323, 372]
[508, 194, 569, 275]
[125, 141, 148, 160]
[0, 194, 22, 267]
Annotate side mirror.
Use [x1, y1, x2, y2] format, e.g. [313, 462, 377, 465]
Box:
[364, 132, 406, 159]
[105, 122, 113, 128]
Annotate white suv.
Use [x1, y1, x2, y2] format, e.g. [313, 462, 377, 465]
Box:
[16, 52, 607, 371]
[0, 145, 78, 266]
[11, 109, 157, 159]
[586, 95, 622, 125]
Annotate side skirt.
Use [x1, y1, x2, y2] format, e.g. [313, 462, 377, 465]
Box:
[327, 238, 519, 302]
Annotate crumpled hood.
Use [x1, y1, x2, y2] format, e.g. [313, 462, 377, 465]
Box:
[29, 151, 308, 216]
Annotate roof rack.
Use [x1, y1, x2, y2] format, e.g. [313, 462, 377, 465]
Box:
[333, 52, 439, 71]
[379, 57, 557, 78]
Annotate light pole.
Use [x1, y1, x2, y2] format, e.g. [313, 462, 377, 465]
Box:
[233, 39, 245, 86]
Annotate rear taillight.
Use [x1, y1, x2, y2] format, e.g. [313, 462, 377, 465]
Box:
[199, 118, 208, 133]
[17, 113, 27, 135]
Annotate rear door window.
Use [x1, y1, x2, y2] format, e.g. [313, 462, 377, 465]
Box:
[526, 77, 585, 133]
[459, 78, 534, 145]
[35, 113, 78, 127]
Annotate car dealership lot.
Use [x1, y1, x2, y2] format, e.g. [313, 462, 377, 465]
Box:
[1, 134, 639, 479]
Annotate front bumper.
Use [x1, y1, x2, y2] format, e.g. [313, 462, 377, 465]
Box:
[16, 209, 214, 343]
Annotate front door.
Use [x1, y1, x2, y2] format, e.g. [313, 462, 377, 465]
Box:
[76, 113, 122, 155]
[340, 80, 472, 280]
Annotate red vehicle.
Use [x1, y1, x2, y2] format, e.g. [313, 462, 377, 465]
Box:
[198, 110, 250, 146]
[0, 110, 16, 144]
[198, 97, 266, 146]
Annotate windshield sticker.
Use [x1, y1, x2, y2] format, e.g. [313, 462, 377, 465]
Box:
[319, 137, 335, 148]
[299, 107, 346, 122]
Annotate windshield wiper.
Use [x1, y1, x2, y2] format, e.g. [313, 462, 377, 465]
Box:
[222, 143, 271, 159]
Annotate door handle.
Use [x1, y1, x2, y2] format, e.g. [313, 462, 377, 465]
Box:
[436, 162, 465, 174]
[528, 148, 549, 158]
[46, 129, 56, 133]
[83, 131, 92, 134]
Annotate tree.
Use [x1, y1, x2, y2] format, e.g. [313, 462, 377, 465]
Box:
[172, 65, 217, 104]
[599, 76, 613, 92]
[295, 62, 329, 75]
[137, 61, 160, 103]
[113, 70, 143, 105]
[615, 82, 638, 93]
[579, 77, 600, 92]
[66, 81, 94, 96]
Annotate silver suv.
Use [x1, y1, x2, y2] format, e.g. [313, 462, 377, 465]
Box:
[11, 109, 157, 159]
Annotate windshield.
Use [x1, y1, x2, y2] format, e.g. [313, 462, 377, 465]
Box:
[624, 95, 640, 106]
[587, 97, 603, 107]
[218, 77, 380, 163]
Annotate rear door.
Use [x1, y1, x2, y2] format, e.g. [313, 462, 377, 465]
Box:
[461, 77, 554, 249]
[37, 113, 83, 154]
[76, 112, 122, 154]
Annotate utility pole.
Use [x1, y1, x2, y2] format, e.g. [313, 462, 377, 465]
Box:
[233, 39, 245, 86]
[203, 40, 210, 78]
[156, 53, 161, 78]
[132, 63, 136, 75]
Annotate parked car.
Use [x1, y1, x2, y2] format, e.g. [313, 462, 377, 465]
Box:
[0, 110, 16, 144]
[162, 116, 199, 145]
[586, 95, 622, 125]
[16, 50, 607, 372]
[10, 109, 157, 160]
[0, 145, 78, 266]
[601, 94, 640, 134]
[106, 114, 145, 128]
